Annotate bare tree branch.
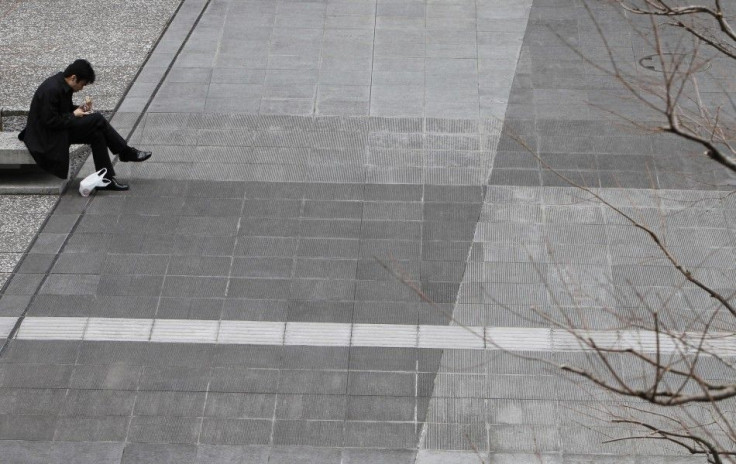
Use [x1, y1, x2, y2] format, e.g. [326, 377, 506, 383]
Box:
[612, 418, 732, 463]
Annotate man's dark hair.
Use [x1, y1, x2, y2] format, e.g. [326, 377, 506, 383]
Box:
[63, 59, 96, 84]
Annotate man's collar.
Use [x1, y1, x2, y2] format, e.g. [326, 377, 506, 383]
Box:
[57, 72, 72, 94]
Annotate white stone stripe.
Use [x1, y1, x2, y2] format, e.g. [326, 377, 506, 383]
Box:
[6, 317, 736, 355]
[16, 317, 87, 340]
[0, 317, 18, 339]
[85, 318, 153, 342]
[218, 321, 284, 345]
[487, 327, 552, 351]
[352, 324, 417, 347]
[150, 319, 218, 343]
[284, 322, 351, 346]
[419, 325, 485, 349]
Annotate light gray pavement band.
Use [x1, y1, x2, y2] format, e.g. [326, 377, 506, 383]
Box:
[3, 317, 734, 356]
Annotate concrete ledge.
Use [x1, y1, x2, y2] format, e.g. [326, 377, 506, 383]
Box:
[0, 132, 85, 194]
[0, 166, 68, 194]
[0, 132, 34, 165]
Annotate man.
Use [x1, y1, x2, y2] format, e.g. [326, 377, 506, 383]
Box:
[18, 59, 151, 191]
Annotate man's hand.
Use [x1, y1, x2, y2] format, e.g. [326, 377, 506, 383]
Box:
[73, 107, 92, 117]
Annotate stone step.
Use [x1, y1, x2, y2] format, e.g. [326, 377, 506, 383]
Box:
[0, 131, 77, 194]
[0, 131, 34, 165]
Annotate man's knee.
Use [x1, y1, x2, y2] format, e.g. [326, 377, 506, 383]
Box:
[70, 112, 106, 134]
[87, 112, 106, 128]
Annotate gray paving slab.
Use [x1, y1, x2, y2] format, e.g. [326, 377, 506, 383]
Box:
[0, 441, 124, 464]
[121, 443, 198, 464]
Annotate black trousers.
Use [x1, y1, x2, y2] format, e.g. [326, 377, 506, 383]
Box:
[67, 113, 128, 179]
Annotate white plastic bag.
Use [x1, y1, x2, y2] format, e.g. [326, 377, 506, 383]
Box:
[79, 168, 111, 197]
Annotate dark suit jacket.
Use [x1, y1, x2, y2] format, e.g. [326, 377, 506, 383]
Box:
[18, 72, 78, 179]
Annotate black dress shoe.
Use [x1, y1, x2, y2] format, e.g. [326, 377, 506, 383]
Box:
[119, 147, 152, 162]
[97, 177, 129, 191]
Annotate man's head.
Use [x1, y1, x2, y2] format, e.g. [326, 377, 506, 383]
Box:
[63, 59, 95, 92]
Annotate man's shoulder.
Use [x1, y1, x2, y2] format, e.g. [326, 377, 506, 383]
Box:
[35, 72, 65, 94]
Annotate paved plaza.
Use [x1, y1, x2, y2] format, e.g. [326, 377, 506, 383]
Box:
[1, 0, 735, 462]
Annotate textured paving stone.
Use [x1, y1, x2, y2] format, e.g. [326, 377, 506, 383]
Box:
[121, 443, 198, 464]
[0, 441, 124, 464]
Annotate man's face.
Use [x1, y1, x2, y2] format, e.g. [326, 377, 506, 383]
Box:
[67, 75, 87, 92]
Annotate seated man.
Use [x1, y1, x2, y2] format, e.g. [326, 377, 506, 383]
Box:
[19, 59, 151, 191]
